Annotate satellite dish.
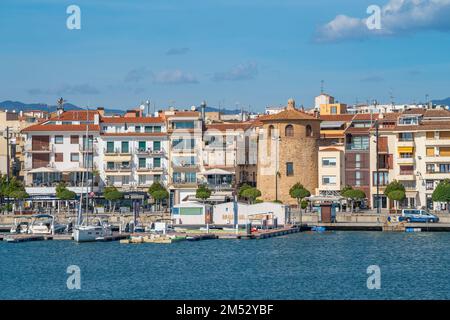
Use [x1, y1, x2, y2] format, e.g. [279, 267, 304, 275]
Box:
[139, 104, 145, 111]
[191, 105, 196, 111]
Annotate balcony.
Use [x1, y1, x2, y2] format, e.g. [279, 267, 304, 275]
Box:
[24, 144, 54, 154]
[397, 140, 415, 148]
[171, 179, 199, 187]
[426, 138, 450, 146]
[136, 165, 166, 173]
[135, 148, 166, 156]
[397, 157, 415, 165]
[172, 163, 199, 171]
[104, 164, 132, 172]
[79, 144, 98, 154]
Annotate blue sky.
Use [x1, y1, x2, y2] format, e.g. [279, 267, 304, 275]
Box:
[1, 0, 450, 111]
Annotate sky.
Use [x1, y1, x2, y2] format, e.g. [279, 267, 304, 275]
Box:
[1, 0, 450, 111]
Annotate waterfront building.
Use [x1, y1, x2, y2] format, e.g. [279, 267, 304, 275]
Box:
[164, 109, 204, 207]
[369, 109, 450, 211]
[319, 114, 354, 146]
[317, 145, 345, 196]
[99, 109, 169, 193]
[257, 99, 321, 205]
[21, 109, 102, 205]
[344, 113, 379, 206]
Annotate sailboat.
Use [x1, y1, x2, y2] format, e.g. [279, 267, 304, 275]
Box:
[73, 106, 112, 242]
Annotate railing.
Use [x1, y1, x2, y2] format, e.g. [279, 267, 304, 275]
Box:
[104, 148, 131, 155]
[172, 163, 198, 169]
[23, 144, 55, 153]
[171, 179, 200, 185]
[104, 164, 132, 172]
[136, 165, 165, 172]
[79, 144, 97, 153]
[399, 170, 415, 175]
[135, 148, 165, 156]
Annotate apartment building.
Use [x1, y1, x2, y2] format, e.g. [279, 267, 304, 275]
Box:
[99, 109, 168, 193]
[317, 145, 345, 196]
[21, 109, 101, 202]
[202, 122, 258, 194]
[344, 114, 379, 205]
[164, 109, 204, 206]
[370, 109, 450, 211]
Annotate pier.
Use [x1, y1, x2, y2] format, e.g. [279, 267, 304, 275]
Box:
[306, 222, 450, 232]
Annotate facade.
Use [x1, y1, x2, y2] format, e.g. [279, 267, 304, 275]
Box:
[370, 109, 450, 211]
[257, 99, 321, 205]
[317, 146, 345, 196]
[319, 103, 347, 115]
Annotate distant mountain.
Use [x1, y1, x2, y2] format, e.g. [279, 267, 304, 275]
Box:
[0, 100, 243, 115]
[0, 100, 124, 114]
[432, 97, 450, 106]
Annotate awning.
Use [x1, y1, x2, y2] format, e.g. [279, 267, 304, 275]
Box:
[200, 168, 234, 175]
[320, 121, 346, 129]
[28, 167, 60, 173]
[398, 146, 414, 153]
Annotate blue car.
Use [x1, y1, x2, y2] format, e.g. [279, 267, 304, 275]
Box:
[399, 209, 439, 223]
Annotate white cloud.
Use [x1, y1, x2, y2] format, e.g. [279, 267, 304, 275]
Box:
[152, 70, 198, 85]
[315, 0, 450, 42]
[212, 62, 258, 81]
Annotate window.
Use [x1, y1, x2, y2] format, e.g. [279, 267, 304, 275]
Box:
[285, 125, 294, 137]
[330, 106, 337, 114]
[55, 153, 63, 162]
[439, 131, 450, 140]
[154, 174, 161, 182]
[286, 162, 294, 176]
[426, 164, 435, 173]
[186, 172, 196, 183]
[439, 164, 450, 173]
[439, 147, 450, 157]
[173, 121, 195, 129]
[347, 136, 369, 150]
[306, 125, 312, 137]
[426, 180, 434, 191]
[398, 116, 419, 125]
[144, 126, 152, 133]
[138, 158, 146, 168]
[138, 175, 148, 185]
[153, 141, 161, 151]
[135, 126, 141, 133]
[426, 131, 435, 140]
[153, 126, 161, 133]
[355, 171, 361, 186]
[268, 125, 274, 138]
[322, 175, 336, 185]
[70, 135, 79, 144]
[121, 141, 129, 153]
[153, 157, 161, 168]
[426, 147, 435, 157]
[373, 172, 389, 186]
[122, 176, 130, 185]
[106, 142, 114, 153]
[54, 135, 63, 144]
[138, 141, 146, 151]
[107, 162, 114, 170]
[322, 157, 336, 167]
[172, 139, 195, 150]
[400, 165, 414, 175]
[400, 152, 413, 158]
[173, 172, 181, 183]
[70, 153, 79, 162]
[399, 132, 413, 141]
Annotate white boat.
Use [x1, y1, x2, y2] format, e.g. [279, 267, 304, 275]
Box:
[73, 219, 112, 242]
[28, 214, 66, 235]
[10, 217, 31, 234]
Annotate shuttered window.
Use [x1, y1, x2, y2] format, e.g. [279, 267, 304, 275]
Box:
[426, 147, 435, 157]
[440, 147, 450, 157]
[426, 131, 434, 139]
[440, 131, 450, 140]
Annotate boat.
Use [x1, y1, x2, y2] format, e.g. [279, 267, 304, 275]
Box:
[73, 218, 112, 242]
[10, 217, 31, 234]
[28, 214, 66, 235]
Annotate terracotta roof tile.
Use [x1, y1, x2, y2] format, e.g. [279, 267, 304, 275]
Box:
[259, 107, 320, 122]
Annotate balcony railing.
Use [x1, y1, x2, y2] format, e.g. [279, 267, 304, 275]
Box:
[24, 144, 55, 153]
[135, 148, 165, 156]
[104, 148, 131, 155]
[104, 164, 132, 172]
[136, 165, 165, 172]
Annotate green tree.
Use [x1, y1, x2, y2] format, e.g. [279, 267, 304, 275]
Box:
[55, 182, 76, 214]
[148, 182, 168, 211]
[2, 177, 27, 214]
[241, 187, 262, 204]
[238, 183, 252, 199]
[384, 180, 405, 211]
[289, 182, 311, 225]
[152, 189, 169, 211]
[196, 185, 212, 204]
[104, 186, 123, 213]
[432, 179, 450, 213]
[342, 189, 366, 213]
[387, 190, 406, 210]
[9, 190, 29, 214]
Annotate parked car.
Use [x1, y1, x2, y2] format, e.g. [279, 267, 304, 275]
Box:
[398, 209, 439, 223]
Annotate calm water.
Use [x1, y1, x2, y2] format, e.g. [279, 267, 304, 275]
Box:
[1, 231, 450, 300]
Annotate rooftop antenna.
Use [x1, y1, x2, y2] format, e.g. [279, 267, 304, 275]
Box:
[145, 99, 150, 117]
[425, 94, 429, 105]
[389, 89, 395, 106]
[320, 80, 324, 94]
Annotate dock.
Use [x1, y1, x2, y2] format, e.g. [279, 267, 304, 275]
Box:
[306, 222, 450, 232]
[95, 233, 129, 242]
[3, 234, 47, 243]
